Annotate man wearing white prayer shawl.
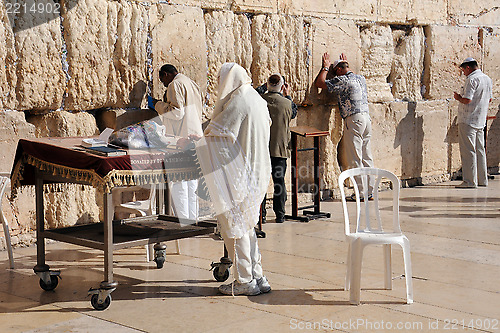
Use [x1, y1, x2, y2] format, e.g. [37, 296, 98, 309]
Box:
[196, 63, 272, 295]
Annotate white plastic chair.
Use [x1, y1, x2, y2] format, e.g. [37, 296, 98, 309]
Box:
[0, 176, 14, 269]
[112, 184, 180, 260]
[338, 167, 413, 305]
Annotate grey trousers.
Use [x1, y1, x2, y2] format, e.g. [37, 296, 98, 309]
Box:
[458, 123, 488, 187]
[343, 112, 375, 195]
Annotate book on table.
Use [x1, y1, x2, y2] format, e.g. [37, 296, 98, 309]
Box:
[81, 138, 107, 147]
[83, 145, 127, 157]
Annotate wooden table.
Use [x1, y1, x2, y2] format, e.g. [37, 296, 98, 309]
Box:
[10, 137, 227, 310]
[285, 126, 331, 222]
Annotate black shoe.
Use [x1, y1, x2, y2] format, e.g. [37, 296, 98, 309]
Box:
[275, 217, 285, 223]
[255, 228, 266, 238]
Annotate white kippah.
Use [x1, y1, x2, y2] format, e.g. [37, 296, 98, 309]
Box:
[267, 73, 284, 92]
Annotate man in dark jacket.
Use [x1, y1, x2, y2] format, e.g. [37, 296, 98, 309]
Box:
[257, 74, 297, 223]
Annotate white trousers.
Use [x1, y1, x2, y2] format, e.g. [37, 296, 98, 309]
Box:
[458, 123, 488, 187]
[222, 227, 264, 284]
[343, 112, 375, 195]
[169, 179, 199, 222]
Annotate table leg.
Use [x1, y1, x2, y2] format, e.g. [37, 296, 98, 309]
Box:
[314, 136, 320, 214]
[34, 172, 47, 270]
[103, 192, 114, 284]
[291, 133, 298, 217]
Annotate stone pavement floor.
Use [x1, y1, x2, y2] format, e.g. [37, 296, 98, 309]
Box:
[0, 178, 499, 332]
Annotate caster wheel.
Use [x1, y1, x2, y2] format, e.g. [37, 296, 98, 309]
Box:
[39, 275, 59, 291]
[213, 266, 230, 282]
[91, 294, 111, 311]
[154, 257, 165, 269]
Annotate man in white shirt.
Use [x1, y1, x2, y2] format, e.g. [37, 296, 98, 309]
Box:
[453, 57, 493, 188]
[154, 64, 204, 221]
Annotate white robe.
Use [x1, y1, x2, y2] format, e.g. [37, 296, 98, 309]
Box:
[197, 63, 271, 239]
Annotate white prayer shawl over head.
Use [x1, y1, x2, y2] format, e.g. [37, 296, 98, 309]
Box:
[196, 63, 271, 239]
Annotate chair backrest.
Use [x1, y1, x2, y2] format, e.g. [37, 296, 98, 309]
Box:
[0, 176, 10, 202]
[338, 167, 401, 236]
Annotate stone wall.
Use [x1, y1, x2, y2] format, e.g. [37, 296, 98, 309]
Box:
[0, 0, 499, 245]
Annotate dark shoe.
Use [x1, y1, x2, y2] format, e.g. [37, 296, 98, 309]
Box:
[275, 217, 285, 223]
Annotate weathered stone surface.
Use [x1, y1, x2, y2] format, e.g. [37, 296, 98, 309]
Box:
[407, 0, 447, 25]
[205, 11, 252, 109]
[97, 108, 158, 131]
[486, 99, 500, 170]
[150, 4, 207, 103]
[483, 28, 500, 98]
[296, 105, 342, 190]
[447, 100, 461, 173]
[423, 25, 481, 100]
[305, 17, 360, 106]
[389, 26, 424, 101]
[63, 0, 147, 110]
[448, 0, 500, 26]
[0, 5, 16, 110]
[0, 111, 35, 173]
[27, 110, 98, 137]
[294, 0, 377, 21]
[25, 110, 100, 228]
[360, 25, 394, 103]
[44, 183, 100, 228]
[14, 0, 65, 111]
[416, 100, 449, 176]
[251, 14, 308, 104]
[370, 103, 402, 177]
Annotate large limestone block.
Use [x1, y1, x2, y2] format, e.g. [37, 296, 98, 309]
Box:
[416, 100, 449, 176]
[44, 183, 100, 228]
[305, 17, 360, 106]
[0, 5, 16, 110]
[251, 14, 308, 104]
[14, 0, 65, 111]
[389, 27, 424, 101]
[407, 0, 447, 25]
[27, 110, 98, 137]
[26, 110, 100, 228]
[423, 25, 481, 100]
[97, 108, 158, 131]
[0, 111, 35, 173]
[389, 102, 422, 179]
[150, 4, 207, 102]
[296, 105, 342, 190]
[486, 99, 500, 169]
[378, 0, 410, 23]
[283, 0, 377, 20]
[205, 11, 252, 109]
[369, 103, 402, 177]
[360, 25, 394, 103]
[447, 100, 461, 173]
[449, 0, 500, 26]
[63, 0, 147, 110]
[483, 28, 500, 98]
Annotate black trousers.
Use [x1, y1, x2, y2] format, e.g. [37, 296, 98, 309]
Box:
[261, 157, 287, 221]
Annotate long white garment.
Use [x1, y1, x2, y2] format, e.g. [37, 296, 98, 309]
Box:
[196, 63, 271, 240]
[156, 73, 204, 222]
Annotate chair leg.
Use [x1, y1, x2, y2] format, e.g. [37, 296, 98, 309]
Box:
[349, 240, 364, 305]
[1, 211, 14, 269]
[345, 242, 351, 291]
[402, 237, 413, 304]
[383, 244, 392, 290]
[174, 240, 181, 255]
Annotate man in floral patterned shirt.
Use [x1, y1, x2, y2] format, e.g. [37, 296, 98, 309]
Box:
[315, 52, 374, 200]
